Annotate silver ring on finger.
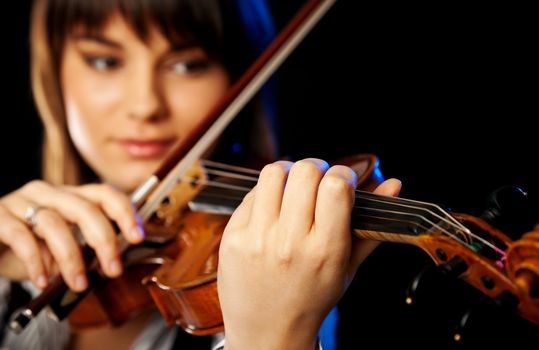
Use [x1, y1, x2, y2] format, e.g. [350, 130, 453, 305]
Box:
[24, 205, 47, 230]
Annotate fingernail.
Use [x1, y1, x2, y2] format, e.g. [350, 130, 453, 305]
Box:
[109, 259, 122, 276]
[130, 226, 145, 242]
[36, 275, 48, 289]
[75, 274, 88, 291]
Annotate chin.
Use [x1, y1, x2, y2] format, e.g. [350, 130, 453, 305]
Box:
[127, 174, 154, 192]
[100, 161, 160, 192]
[105, 172, 152, 194]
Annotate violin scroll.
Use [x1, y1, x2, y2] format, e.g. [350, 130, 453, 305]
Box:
[507, 227, 539, 298]
[417, 214, 539, 326]
[480, 185, 530, 240]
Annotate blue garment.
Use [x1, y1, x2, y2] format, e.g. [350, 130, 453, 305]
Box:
[318, 306, 338, 350]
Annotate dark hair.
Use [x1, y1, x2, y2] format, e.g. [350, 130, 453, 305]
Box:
[45, 0, 263, 77]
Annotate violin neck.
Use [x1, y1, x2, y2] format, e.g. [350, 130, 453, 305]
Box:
[350, 191, 448, 242]
[187, 159, 474, 247]
[189, 180, 457, 244]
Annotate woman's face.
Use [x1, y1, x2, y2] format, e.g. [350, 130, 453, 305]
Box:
[61, 14, 230, 191]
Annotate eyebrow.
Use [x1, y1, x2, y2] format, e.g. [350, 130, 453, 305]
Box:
[169, 41, 199, 51]
[71, 34, 202, 53]
[72, 34, 122, 49]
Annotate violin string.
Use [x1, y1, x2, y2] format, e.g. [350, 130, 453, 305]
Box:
[190, 177, 495, 254]
[352, 194, 504, 256]
[191, 178, 253, 192]
[191, 184, 492, 255]
[200, 178, 503, 257]
[189, 162, 504, 255]
[199, 161, 458, 233]
[193, 185, 476, 248]
[190, 178, 476, 250]
[196, 162, 501, 252]
[198, 162, 466, 231]
[352, 214, 432, 235]
[200, 162, 498, 245]
[352, 206, 476, 250]
[204, 168, 259, 182]
[356, 190, 467, 230]
[204, 160, 463, 231]
[201, 159, 261, 175]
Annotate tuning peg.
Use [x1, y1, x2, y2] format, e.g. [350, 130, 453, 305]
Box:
[452, 306, 492, 346]
[405, 257, 468, 307]
[481, 185, 530, 239]
[451, 290, 521, 346]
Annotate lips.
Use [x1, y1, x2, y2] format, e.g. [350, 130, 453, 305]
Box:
[118, 138, 176, 158]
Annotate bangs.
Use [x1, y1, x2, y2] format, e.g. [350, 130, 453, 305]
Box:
[47, 0, 225, 63]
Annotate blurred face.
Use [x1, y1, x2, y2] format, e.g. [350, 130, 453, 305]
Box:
[61, 13, 230, 191]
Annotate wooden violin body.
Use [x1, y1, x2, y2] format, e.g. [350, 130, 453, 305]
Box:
[65, 162, 209, 328]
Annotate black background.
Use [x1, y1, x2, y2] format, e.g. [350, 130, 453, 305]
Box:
[2, 1, 538, 348]
[3, 1, 538, 215]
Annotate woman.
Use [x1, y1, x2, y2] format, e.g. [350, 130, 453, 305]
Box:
[0, 0, 401, 349]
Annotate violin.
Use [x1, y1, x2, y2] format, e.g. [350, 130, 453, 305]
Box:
[57, 152, 539, 337]
[130, 154, 539, 336]
[9, 0, 539, 340]
[12, 155, 539, 336]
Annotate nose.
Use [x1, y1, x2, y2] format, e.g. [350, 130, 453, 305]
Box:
[127, 66, 165, 121]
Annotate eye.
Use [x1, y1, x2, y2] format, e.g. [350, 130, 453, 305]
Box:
[84, 56, 121, 71]
[169, 59, 210, 75]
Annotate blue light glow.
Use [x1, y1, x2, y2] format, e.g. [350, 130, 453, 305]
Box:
[232, 142, 243, 153]
[318, 306, 338, 350]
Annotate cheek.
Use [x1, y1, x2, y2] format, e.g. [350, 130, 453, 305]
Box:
[64, 97, 103, 159]
[165, 73, 230, 135]
[62, 60, 122, 176]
